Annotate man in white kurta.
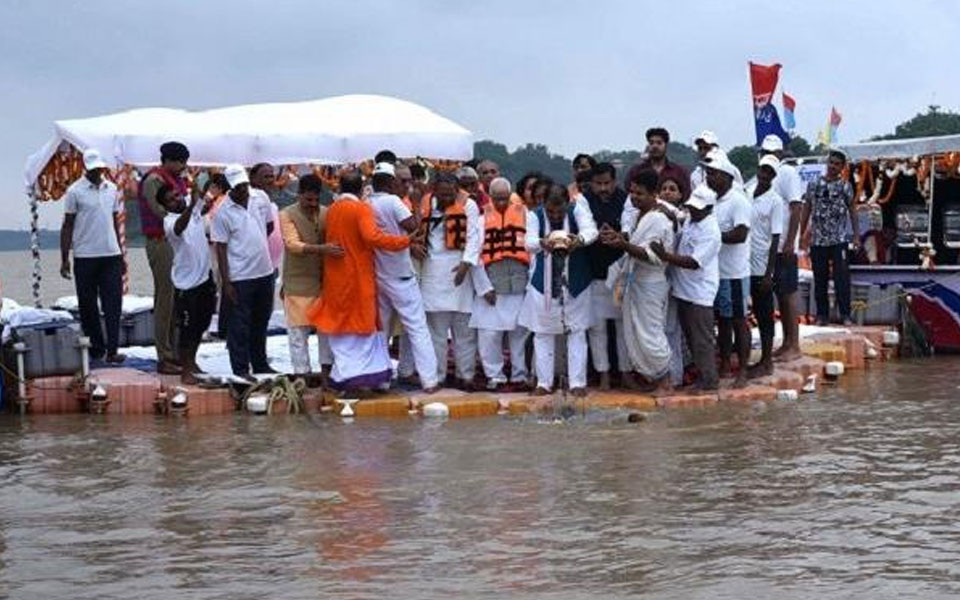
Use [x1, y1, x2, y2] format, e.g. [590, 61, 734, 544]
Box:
[420, 172, 482, 389]
[518, 185, 598, 396]
[470, 178, 530, 391]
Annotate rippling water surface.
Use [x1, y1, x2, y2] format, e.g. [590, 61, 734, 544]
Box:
[1, 360, 959, 599]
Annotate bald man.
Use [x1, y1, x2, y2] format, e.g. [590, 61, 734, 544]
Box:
[470, 177, 530, 391]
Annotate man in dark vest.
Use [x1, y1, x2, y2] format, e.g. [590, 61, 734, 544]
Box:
[138, 141, 189, 375]
[517, 183, 598, 397]
[584, 161, 636, 390]
[278, 174, 343, 378]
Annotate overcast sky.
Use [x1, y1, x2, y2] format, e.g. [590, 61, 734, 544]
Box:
[3, 0, 958, 230]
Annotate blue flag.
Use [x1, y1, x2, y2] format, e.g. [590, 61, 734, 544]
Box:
[755, 103, 791, 147]
[749, 62, 791, 146]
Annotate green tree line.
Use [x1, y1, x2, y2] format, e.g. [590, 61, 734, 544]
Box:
[476, 105, 960, 185]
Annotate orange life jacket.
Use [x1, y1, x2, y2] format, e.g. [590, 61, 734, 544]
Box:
[482, 203, 528, 265]
[419, 193, 468, 251]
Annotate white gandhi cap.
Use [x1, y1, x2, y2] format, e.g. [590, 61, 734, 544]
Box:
[223, 164, 250, 188]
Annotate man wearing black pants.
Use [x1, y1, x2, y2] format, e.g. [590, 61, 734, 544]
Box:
[211, 165, 276, 381]
[59, 149, 126, 364]
[801, 150, 859, 325]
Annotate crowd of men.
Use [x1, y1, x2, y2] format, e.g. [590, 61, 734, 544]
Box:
[59, 128, 859, 393]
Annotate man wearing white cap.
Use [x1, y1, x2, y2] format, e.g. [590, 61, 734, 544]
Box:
[368, 161, 440, 392]
[59, 149, 126, 364]
[691, 131, 744, 190]
[690, 130, 719, 190]
[211, 164, 276, 381]
[704, 148, 752, 388]
[747, 155, 784, 377]
[760, 134, 805, 360]
[651, 184, 721, 391]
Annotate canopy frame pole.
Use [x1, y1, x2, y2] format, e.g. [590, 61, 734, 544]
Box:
[28, 189, 42, 308]
[927, 154, 936, 250]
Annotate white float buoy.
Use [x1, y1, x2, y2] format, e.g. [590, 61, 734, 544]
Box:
[170, 390, 188, 408]
[866, 344, 879, 359]
[91, 384, 108, 401]
[246, 394, 268, 414]
[883, 330, 900, 347]
[337, 398, 359, 417]
[824, 361, 845, 377]
[422, 402, 450, 418]
[825, 361, 845, 376]
[802, 374, 817, 393]
[777, 389, 799, 401]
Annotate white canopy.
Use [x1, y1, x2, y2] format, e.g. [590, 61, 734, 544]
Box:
[24, 94, 473, 187]
[838, 133, 960, 162]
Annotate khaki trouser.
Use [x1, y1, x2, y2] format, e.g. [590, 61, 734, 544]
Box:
[146, 237, 177, 363]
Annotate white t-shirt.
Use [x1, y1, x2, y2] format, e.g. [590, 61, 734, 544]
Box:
[63, 177, 122, 258]
[773, 163, 805, 252]
[747, 185, 784, 277]
[369, 192, 415, 279]
[714, 187, 752, 280]
[210, 195, 274, 282]
[671, 214, 721, 307]
[164, 203, 211, 290]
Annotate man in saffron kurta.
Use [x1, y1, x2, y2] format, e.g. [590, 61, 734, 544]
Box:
[309, 172, 411, 391]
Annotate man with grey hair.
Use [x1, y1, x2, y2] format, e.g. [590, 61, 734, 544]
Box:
[470, 177, 530, 390]
[477, 160, 500, 189]
[458, 165, 490, 209]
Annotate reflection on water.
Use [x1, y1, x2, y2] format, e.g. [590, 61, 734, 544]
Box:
[1, 360, 960, 599]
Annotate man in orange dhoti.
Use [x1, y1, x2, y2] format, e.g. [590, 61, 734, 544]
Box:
[309, 171, 412, 391]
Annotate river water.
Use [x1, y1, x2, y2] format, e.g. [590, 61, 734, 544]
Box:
[1, 360, 958, 599]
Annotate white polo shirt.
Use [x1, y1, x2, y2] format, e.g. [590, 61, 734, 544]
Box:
[747, 185, 784, 277]
[671, 214, 721, 307]
[773, 163, 805, 252]
[164, 202, 211, 290]
[369, 192, 415, 279]
[714, 187, 752, 280]
[210, 195, 273, 282]
[63, 177, 122, 258]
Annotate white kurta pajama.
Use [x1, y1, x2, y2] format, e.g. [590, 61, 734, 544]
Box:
[421, 198, 482, 383]
[369, 191, 439, 389]
[471, 260, 529, 386]
[518, 206, 598, 391]
[608, 208, 676, 380]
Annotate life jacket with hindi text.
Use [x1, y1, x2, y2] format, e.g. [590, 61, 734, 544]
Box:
[419, 193, 468, 251]
[481, 202, 528, 266]
[137, 167, 187, 239]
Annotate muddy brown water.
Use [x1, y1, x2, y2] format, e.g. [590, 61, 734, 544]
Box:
[1, 360, 959, 599]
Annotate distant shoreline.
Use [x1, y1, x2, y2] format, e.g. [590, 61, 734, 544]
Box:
[0, 230, 145, 251]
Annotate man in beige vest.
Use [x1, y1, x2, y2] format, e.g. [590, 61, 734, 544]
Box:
[279, 174, 343, 377]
